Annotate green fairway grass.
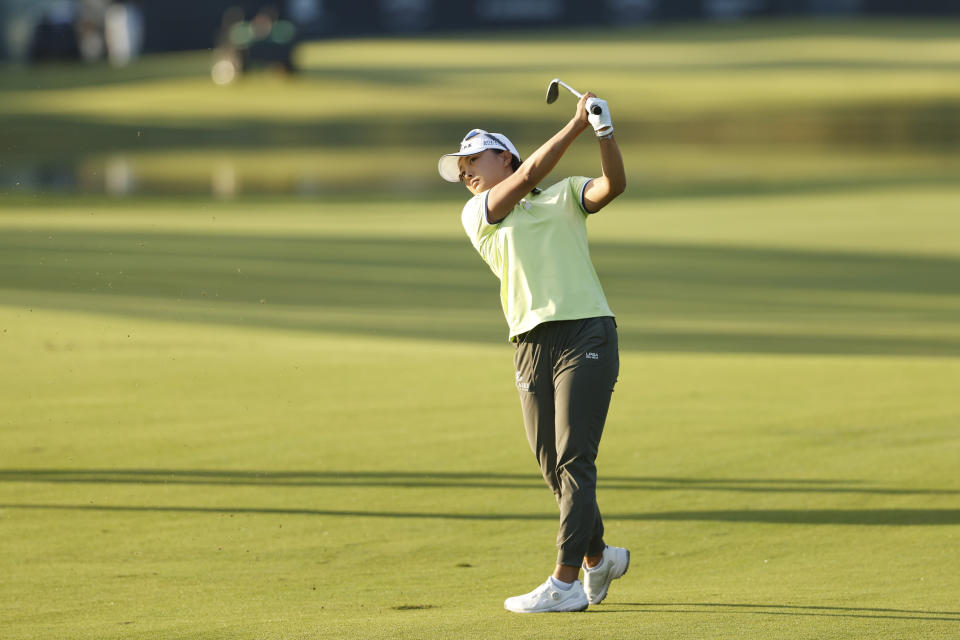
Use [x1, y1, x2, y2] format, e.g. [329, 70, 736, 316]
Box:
[2, 18, 960, 640]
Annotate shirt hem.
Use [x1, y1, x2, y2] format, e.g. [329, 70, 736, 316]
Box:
[508, 311, 615, 342]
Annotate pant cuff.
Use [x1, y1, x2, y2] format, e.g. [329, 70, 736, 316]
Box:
[557, 549, 585, 567]
[587, 539, 607, 558]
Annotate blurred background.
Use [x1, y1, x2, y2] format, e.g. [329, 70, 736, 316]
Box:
[0, 1, 958, 353]
[1, 0, 957, 200]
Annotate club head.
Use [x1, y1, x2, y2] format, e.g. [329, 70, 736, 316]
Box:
[546, 79, 560, 104]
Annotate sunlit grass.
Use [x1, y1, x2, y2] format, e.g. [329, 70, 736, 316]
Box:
[2, 19, 959, 640]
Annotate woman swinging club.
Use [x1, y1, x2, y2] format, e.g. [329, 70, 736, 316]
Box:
[437, 90, 629, 613]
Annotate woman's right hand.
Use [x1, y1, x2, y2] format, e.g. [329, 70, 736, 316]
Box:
[575, 92, 597, 131]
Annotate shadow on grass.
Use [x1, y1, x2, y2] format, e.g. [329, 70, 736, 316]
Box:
[3, 98, 958, 164]
[3, 230, 959, 356]
[1, 501, 958, 526]
[2, 470, 959, 525]
[0, 54, 210, 92]
[597, 602, 960, 622]
[1, 469, 957, 497]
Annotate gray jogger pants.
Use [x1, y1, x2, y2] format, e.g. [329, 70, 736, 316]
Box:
[513, 316, 619, 567]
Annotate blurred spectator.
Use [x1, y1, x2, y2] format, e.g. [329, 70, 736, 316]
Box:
[211, 6, 245, 85]
[27, 2, 80, 62]
[24, 0, 117, 64]
[287, 0, 322, 24]
[246, 5, 296, 73]
[104, 2, 144, 66]
[211, 4, 297, 85]
[76, 0, 108, 62]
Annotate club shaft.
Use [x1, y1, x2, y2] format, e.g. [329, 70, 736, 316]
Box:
[557, 80, 582, 99]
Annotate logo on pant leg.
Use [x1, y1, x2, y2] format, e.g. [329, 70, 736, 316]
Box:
[515, 370, 531, 391]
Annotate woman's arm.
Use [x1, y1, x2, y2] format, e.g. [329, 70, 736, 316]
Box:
[485, 94, 594, 223]
[582, 131, 626, 214]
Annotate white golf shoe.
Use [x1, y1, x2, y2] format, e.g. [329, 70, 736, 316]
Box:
[503, 578, 589, 613]
[583, 545, 630, 604]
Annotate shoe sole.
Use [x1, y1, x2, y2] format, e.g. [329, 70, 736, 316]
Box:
[504, 594, 590, 613]
[588, 549, 630, 605]
[505, 602, 589, 613]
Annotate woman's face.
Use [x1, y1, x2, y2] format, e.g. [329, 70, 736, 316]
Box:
[458, 150, 512, 195]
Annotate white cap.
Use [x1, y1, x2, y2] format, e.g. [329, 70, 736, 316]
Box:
[438, 128, 521, 182]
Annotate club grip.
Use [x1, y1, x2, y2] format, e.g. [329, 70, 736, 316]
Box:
[590, 105, 602, 115]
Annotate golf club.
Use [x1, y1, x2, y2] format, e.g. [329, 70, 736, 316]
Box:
[546, 78, 602, 115]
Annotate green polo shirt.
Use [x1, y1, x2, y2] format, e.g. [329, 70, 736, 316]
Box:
[461, 176, 614, 340]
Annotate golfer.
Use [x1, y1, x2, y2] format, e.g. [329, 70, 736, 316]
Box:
[438, 91, 629, 613]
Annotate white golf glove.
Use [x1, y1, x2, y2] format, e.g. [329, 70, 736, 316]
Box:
[586, 98, 613, 138]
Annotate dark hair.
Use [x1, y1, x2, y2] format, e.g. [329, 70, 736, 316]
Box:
[495, 149, 542, 195]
